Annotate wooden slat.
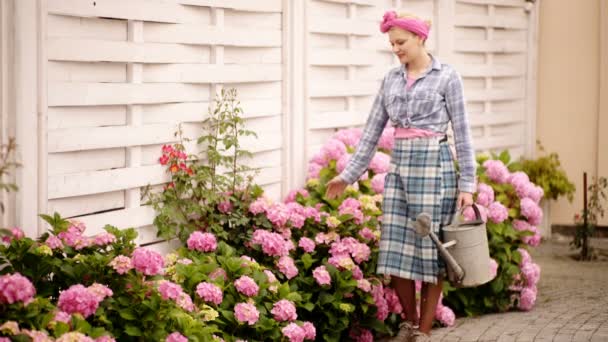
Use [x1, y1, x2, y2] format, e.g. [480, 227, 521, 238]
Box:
[48, 106, 126, 130]
[48, 191, 124, 219]
[144, 23, 281, 47]
[474, 135, 524, 150]
[48, 164, 169, 199]
[48, 0, 202, 23]
[308, 111, 367, 129]
[455, 15, 528, 29]
[143, 64, 282, 83]
[253, 166, 282, 186]
[176, 0, 282, 12]
[309, 49, 376, 66]
[455, 39, 526, 53]
[458, 64, 525, 77]
[309, 80, 379, 98]
[466, 88, 524, 102]
[48, 149, 125, 175]
[48, 124, 177, 153]
[308, 16, 376, 36]
[78, 206, 157, 236]
[469, 112, 525, 125]
[48, 38, 208, 63]
[457, 0, 527, 8]
[48, 82, 208, 106]
[315, 0, 375, 6]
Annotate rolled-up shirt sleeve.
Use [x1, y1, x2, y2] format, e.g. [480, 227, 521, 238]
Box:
[445, 71, 477, 193]
[339, 80, 389, 184]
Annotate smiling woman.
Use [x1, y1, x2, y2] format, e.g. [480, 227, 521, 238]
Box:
[325, 9, 477, 342]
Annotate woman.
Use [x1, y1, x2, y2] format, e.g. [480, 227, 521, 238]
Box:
[325, 10, 476, 342]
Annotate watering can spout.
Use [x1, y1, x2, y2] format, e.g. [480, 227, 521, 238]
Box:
[415, 212, 465, 284]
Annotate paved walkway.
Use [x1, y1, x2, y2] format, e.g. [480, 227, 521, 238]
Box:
[431, 235, 608, 342]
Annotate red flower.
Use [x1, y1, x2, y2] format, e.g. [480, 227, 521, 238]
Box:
[170, 164, 179, 173]
[159, 154, 170, 165]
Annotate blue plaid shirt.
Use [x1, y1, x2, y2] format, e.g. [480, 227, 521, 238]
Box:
[339, 55, 477, 193]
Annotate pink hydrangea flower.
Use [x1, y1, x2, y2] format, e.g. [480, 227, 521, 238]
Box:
[0, 273, 36, 305]
[372, 284, 389, 321]
[95, 336, 116, 342]
[312, 266, 331, 286]
[58, 285, 99, 318]
[357, 279, 371, 292]
[158, 281, 183, 300]
[371, 173, 387, 194]
[358, 227, 376, 241]
[475, 183, 495, 207]
[336, 154, 351, 174]
[277, 256, 298, 279]
[369, 152, 390, 174]
[88, 283, 113, 302]
[234, 276, 259, 297]
[285, 189, 309, 203]
[251, 229, 291, 257]
[521, 262, 541, 287]
[271, 299, 297, 322]
[45, 234, 63, 249]
[217, 200, 233, 214]
[321, 139, 347, 161]
[525, 185, 544, 203]
[282, 323, 306, 342]
[53, 311, 71, 324]
[301, 322, 316, 340]
[487, 201, 509, 223]
[93, 233, 116, 246]
[384, 287, 403, 314]
[196, 282, 223, 305]
[176, 292, 194, 312]
[307, 163, 323, 179]
[267, 203, 291, 228]
[166, 332, 188, 342]
[187, 231, 217, 253]
[518, 286, 537, 311]
[483, 159, 510, 183]
[298, 237, 316, 253]
[208, 268, 228, 282]
[351, 328, 373, 342]
[517, 248, 531, 265]
[234, 302, 259, 325]
[489, 258, 499, 279]
[131, 248, 165, 276]
[378, 127, 395, 150]
[523, 231, 541, 247]
[435, 305, 456, 326]
[55, 332, 93, 342]
[520, 198, 543, 226]
[463, 205, 487, 222]
[109, 255, 133, 274]
[333, 128, 362, 147]
[249, 197, 270, 215]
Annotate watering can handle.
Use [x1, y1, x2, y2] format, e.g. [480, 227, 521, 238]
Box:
[457, 203, 484, 227]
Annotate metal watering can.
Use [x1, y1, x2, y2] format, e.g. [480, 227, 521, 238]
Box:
[414, 204, 493, 288]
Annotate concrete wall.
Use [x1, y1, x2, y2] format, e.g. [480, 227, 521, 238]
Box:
[537, 0, 606, 225]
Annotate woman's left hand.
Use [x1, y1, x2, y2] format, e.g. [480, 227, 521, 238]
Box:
[457, 192, 474, 209]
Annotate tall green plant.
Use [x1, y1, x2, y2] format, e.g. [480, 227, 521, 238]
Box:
[147, 88, 258, 242]
[571, 176, 607, 260]
[0, 137, 19, 214]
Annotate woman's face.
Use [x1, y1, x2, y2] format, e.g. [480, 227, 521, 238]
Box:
[388, 28, 424, 64]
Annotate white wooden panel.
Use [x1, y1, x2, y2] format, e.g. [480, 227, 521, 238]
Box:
[48, 165, 169, 199]
[176, 0, 282, 12]
[457, 63, 525, 77]
[455, 39, 527, 53]
[309, 49, 376, 66]
[457, 0, 527, 8]
[48, 61, 127, 83]
[48, 83, 209, 106]
[308, 16, 375, 36]
[143, 64, 282, 83]
[224, 47, 282, 64]
[48, 0, 205, 24]
[144, 23, 281, 47]
[466, 88, 525, 102]
[48, 38, 210, 63]
[48, 149, 125, 175]
[48, 124, 177, 153]
[48, 106, 126, 129]
[455, 14, 527, 29]
[309, 111, 367, 129]
[78, 206, 157, 236]
[47, 14, 126, 40]
[48, 191, 124, 218]
[316, 0, 375, 6]
[309, 80, 378, 97]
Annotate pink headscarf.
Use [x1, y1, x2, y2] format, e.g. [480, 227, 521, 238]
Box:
[379, 10, 430, 40]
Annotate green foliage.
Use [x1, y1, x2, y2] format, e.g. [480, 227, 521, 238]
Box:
[0, 137, 20, 214]
[510, 142, 575, 202]
[571, 176, 608, 260]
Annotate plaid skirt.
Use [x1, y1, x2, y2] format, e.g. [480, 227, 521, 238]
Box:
[376, 136, 458, 284]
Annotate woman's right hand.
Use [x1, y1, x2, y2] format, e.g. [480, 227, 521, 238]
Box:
[325, 176, 348, 199]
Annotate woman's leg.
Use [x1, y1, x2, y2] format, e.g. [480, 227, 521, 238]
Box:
[391, 276, 418, 325]
[418, 276, 443, 334]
